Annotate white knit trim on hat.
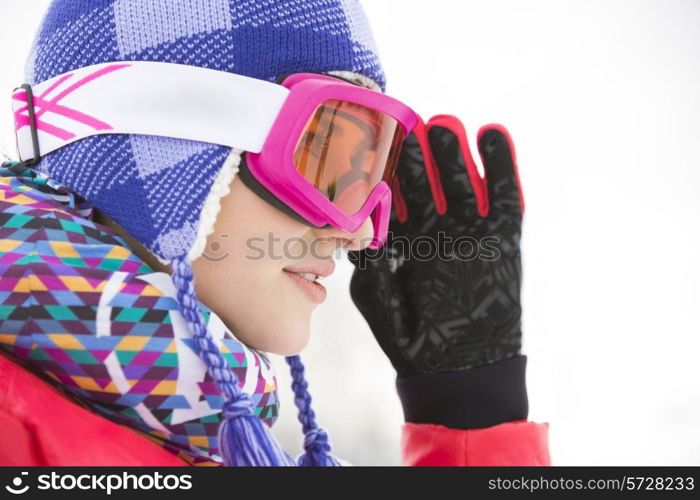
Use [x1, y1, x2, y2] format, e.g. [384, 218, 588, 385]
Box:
[187, 147, 242, 263]
[326, 70, 382, 92]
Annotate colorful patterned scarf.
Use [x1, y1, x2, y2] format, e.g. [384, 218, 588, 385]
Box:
[0, 161, 280, 466]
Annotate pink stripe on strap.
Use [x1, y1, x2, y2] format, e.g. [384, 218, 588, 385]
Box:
[13, 63, 130, 141]
[34, 64, 131, 122]
[33, 97, 113, 131]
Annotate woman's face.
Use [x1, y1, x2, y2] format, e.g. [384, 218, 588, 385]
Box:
[190, 170, 374, 356]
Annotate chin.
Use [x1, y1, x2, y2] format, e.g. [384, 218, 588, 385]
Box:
[266, 322, 311, 357]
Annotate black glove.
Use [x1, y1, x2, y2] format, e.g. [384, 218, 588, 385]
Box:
[348, 116, 529, 430]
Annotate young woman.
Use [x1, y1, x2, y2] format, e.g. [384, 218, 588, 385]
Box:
[0, 0, 550, 466]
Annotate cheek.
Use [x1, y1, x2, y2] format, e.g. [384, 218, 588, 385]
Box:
[191, 176, 316, 354]
[201, 256, 313, 355]
[192, 247, 311, 347]
[228, 176, 310, 249]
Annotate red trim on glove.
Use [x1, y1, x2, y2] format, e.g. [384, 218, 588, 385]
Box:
[413, 116, 448, 216]
[426, 114, 489, 217]
[393, 115, 447, 224]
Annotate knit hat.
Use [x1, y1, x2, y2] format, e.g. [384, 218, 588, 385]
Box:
[25, 0, 386, 466]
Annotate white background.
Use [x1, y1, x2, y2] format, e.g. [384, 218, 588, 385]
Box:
[1, 0, 699, 465]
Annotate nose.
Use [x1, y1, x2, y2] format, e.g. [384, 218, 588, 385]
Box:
[311, 216, 375, 253]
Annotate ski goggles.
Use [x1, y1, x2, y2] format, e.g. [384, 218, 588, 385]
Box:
[12, 61, 418, 249]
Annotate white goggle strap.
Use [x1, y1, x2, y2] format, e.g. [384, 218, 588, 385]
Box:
[12, 61, 291, 164]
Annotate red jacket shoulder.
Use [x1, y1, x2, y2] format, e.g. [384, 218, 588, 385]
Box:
[0, 350, 187, 466]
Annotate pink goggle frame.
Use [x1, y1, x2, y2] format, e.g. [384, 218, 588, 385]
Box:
[245, 73, 419, 249]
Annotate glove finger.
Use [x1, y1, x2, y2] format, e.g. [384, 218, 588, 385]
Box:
[426, 115, 488, 218]
[394, 119, 446, 231]
[477, 124, 524, 216]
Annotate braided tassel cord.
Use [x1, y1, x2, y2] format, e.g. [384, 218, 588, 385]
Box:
[171, 255, 295, 466]
[286, 355, 343, 466]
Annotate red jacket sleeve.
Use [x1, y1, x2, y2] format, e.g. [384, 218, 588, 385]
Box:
[400, 419, 551, 466]
[0, 350, 187, 466]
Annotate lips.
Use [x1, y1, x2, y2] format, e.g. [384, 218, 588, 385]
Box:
[282, 260, 335, 280]
[283, 260, 335, 304]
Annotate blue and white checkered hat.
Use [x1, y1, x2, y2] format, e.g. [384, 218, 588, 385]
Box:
[27, 0, 386, 263]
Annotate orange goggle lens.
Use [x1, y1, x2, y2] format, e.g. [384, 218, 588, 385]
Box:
[293, 99, 405, 216]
